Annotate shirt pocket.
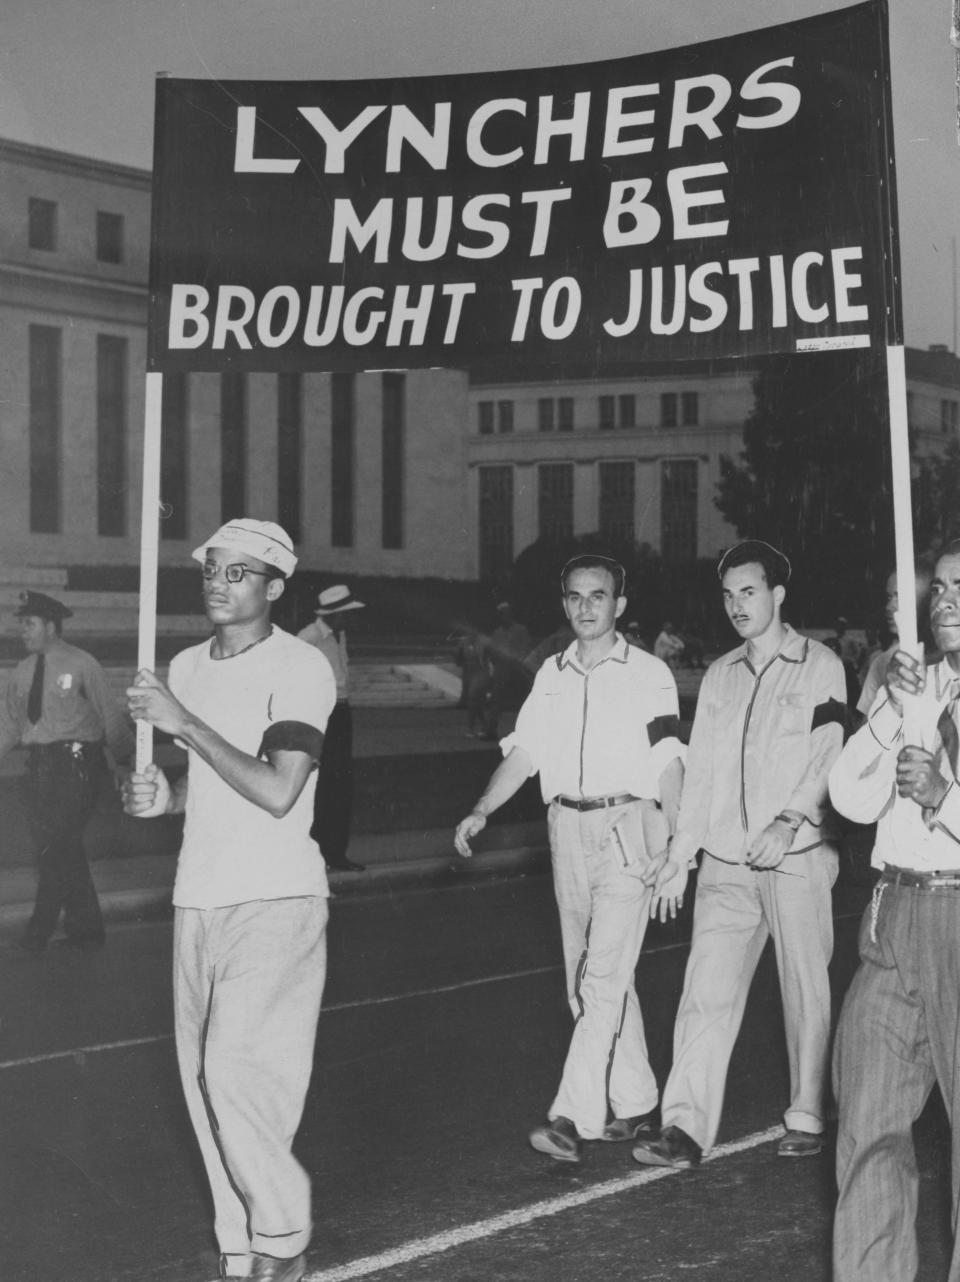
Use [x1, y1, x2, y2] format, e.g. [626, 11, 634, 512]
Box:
[776, 692, 813, 738]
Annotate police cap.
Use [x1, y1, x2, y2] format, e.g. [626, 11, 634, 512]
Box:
[14, 590, 73, 622]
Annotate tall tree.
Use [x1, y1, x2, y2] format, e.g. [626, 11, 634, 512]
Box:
[715, 349, 894, 622]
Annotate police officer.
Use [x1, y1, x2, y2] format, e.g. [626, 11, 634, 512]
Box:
[0, 590, 133, 951]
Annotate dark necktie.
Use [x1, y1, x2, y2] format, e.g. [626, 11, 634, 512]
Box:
[937, 692, 960, 780]
[922, 685, 960, 827]
[26, 653, 45, 725]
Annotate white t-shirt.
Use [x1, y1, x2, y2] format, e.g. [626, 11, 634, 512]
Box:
[169, 627, 336, 909]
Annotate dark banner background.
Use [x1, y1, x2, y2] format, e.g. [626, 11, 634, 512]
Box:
[147, 0, 899, 374]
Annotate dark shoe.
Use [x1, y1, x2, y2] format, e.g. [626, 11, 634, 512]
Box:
[249, 1252, 306, 1282]
[529, 1115, 582, 1163]
[632, 1124, 701, 1169]
[602, 1108, 660, 1142]
[17, 933, 47, 953]
[777, 1129, 823, 1158]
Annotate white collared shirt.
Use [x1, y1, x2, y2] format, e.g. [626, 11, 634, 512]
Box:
[500, 635, 684, 803]
[829, 658, 960, 871]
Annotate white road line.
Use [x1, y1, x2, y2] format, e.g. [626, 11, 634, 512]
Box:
[0, 961, 562, 1070]
[303, 1124, 786, 1282]
[0, 907, 868, 1072]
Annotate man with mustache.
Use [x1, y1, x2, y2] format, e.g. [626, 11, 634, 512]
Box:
[633, 539, 846, 1170]
[830, 540, 960, 1281]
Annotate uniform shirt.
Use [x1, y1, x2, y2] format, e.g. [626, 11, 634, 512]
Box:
[169, 627, 336, 909]
[672, 625, 846, 866]
[298, 618, 349, 700]
[829, 658, 960, 872]
[501, 635, 684, 803]
[0, 638, 133, 760]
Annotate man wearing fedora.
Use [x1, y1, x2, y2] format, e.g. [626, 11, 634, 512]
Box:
[298, 585, 365, 872]
[122, 519, 336, 1282]
[0, 589, 133, 952]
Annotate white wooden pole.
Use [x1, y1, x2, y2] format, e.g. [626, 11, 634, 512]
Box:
[886, 344, 917, 651]
[886, 343, 926, 745]
[135, 371, 163, 772]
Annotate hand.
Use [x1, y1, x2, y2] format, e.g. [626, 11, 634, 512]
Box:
[122, 763, 171, 818]
[642, 849, 688, 922]
[454, 811, 487, 858]
[746, 818, 794, 869]
[885, 649, 925, 715]
[126, 669, 188, 737]
[896, 745, 950, 809]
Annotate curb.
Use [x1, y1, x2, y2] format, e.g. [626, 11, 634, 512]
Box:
[0, 842, 551, 940]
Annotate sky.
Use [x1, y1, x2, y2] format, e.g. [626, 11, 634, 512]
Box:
[1, 0, 958, 351]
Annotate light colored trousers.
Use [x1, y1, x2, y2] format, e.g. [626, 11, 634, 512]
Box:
[834, 881, 960, 1282]
[547, 799, 659, 1140]
[661, 848, 837, 1151]
[173, 897, 328, 1277]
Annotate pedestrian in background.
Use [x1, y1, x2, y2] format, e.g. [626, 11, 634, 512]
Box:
[487, 602, 532, 736]
[653, 621, 685, 670]
[298, 584, 366, 872]
[452, 625, 496, 738]
[455, 554, 685, 1163]
[123, 519, 335, 1282]
[634, 540, 846, 1171]
[0, 590, 133, 952]
[829, 540, 960, 1282]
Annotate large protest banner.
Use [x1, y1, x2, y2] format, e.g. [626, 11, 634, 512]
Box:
[147, 0, 900, 375]
[137, 0, 908, 763]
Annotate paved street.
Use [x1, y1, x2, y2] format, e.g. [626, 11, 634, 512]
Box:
[0, 868, 955, 1282]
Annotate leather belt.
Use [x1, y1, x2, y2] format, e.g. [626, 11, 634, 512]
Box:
[881, 865, 960, 890]
[555, 793, 639, 812]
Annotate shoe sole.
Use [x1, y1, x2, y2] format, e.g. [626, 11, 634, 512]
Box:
[529, 1133, 581, 1163]
[632, 1146, 698, 1169]
[777, 1144, 822, 1158]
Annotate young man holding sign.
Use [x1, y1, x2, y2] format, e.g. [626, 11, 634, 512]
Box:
[123, 519, 335, 1282]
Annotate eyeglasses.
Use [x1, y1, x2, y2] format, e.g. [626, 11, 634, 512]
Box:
[202, 561, 274, 584]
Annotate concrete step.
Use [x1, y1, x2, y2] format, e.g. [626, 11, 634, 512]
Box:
[0, 568, 68, 590]
[0, 585, 205, 635]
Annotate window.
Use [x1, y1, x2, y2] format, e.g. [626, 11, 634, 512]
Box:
[277, 372, 302, 543]
[538, 398, 555, 432]
[660, 392, 678, 428]
[681, 391, 699, 426]
[497, 400, 514, 433]
[478, 466, 514, 581]
[220, 373, 247, 521]
[538, 463, 574, 542]
[558, 397, 574, 431]
[96, 211, 124, 264]
[161, 372, 189, 540]
[97, 335, 127, 536]
[599, 395, 615, 430]
[661, 460, 698, 563]
[941, 399, 959, 435]
[599, 462, 635, 545]
[478, 401, 494, 435]
[28, 198, 57, 251]
[382, 372, 405, 549]
[331, 372, 355, 547]
[29, 325, 61, 533]
[618, 394, 636, 428]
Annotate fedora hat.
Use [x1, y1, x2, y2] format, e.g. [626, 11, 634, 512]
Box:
[315, 585, 365, 615]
